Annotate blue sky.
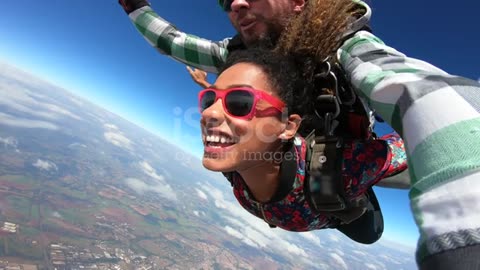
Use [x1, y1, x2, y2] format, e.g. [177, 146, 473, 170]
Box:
[1, 0, 479, 247]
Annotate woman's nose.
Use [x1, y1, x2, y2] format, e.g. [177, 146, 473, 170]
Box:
[200, 99, 225, 126]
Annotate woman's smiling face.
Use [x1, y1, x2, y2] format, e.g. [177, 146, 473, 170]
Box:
[200, 62, 286, 172]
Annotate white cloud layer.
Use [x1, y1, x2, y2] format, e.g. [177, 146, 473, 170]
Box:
[0, 112, 58, 130]
[0, 64, 82, 122]
[195, 188, 208, 200]
[104, 123, 118, 130]
[33, 159, 58, 171]
[0, 136, 18, 148]
[51, 211, 63, 218]
[139, 161, 164, 181]
[125, 160, 177, 202]
[330, 253, 348, 270]
[365, 263, 379, 270]
[103, 123, 132, 150]
[299, 232, 322, 247]
[198, 182, 310, 261]
[125, 177, 177, 201]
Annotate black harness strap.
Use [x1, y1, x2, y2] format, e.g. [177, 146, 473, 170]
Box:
[223, 142, 296, 198]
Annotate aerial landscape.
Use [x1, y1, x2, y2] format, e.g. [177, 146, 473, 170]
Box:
[0, 62, 416, 269]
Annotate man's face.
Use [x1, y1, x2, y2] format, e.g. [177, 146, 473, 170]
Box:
[227, 0, 304, 46]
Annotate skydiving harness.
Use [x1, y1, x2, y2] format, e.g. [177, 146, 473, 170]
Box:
[223, 59, 384, 243]
[303, 59, 374, 225]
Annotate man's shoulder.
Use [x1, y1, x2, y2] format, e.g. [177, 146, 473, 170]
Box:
[225, 34, 246, 52]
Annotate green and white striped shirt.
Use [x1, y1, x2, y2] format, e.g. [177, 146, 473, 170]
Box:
[125, 3, 480, 267]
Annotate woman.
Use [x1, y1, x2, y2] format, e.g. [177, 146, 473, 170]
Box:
[198, 44, 406, 241]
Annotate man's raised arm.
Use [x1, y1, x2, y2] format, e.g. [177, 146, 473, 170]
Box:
[119, 0, 229, 73]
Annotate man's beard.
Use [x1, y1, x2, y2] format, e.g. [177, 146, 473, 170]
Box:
[241, 18, 287, 48]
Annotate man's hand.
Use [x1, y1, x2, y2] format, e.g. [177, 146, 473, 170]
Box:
[118, 0, 150, 15]
[187, 66, 211, 88]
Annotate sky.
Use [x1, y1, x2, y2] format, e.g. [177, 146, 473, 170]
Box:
[0, 0, 479, 248]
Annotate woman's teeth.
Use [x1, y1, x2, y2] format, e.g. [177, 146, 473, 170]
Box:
[203, 135, 237, 144]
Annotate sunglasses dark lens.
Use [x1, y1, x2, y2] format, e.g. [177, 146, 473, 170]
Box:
[225, 90, 254, 117]
[222, 0, 232, 11]
[200, 91, 216, 112]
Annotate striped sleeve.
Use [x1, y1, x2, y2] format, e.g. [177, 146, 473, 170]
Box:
[338, 30, 480, 268]
[128, 6, 228, 73]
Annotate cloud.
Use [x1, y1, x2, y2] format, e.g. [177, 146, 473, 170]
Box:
[196, 174, 415, 268]
[104, 131, 131, 149]
[125, 178, 153, 193]
[0, 112, 58, 130]
[139, 161, 164, 181]
[198, 182, 309, 259]
[103, 123, 133, 150]
[44, 103, 81, 120]
[352, 250, 368, 256]
[0, 73, 81, 121]
[330, 253, 348, 269]
[68, 96, 85, 107]
[223, 225, 261, 248]
[224, 226, 244, 239]
[104, 124, 118, 130]
[195, 188, 208, 200]
[365, 263, 378, 270]
[33, 159, 58, 171]
[136, 161, 177, 201]
[329, 233, 340, 242]
[193, 211, 205, 217]
[0, 136, 18, 148]
[125, 177, 177, 201]
[378, 238, 416, 254]
[298, 232, 321, 247]
[379, 254, 402, 265]
[0, 62, 55, 90]
[51, 211, 63, 219]
[68, 142, 87, 149]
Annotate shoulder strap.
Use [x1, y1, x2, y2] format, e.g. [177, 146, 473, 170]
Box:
[303, 60, 375, 224]
[223, 172, 234, 186]
[226, 34, 246, 53]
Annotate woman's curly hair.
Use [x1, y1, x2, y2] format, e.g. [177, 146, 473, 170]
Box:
[220, 0, 359, 134]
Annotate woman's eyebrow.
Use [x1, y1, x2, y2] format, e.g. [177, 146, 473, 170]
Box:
[208, 84, 254, 89]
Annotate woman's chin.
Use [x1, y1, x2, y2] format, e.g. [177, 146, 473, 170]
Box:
[202, 157, 235, 172]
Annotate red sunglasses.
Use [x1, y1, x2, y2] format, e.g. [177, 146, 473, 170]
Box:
[198, 87, 285, 120]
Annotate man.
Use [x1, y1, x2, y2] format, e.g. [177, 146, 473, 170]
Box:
[118, 0, 480, 269]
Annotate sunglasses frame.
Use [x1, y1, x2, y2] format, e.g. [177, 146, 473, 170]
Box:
[198, 87, 285, 120]
[220, 0, 233, 11]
